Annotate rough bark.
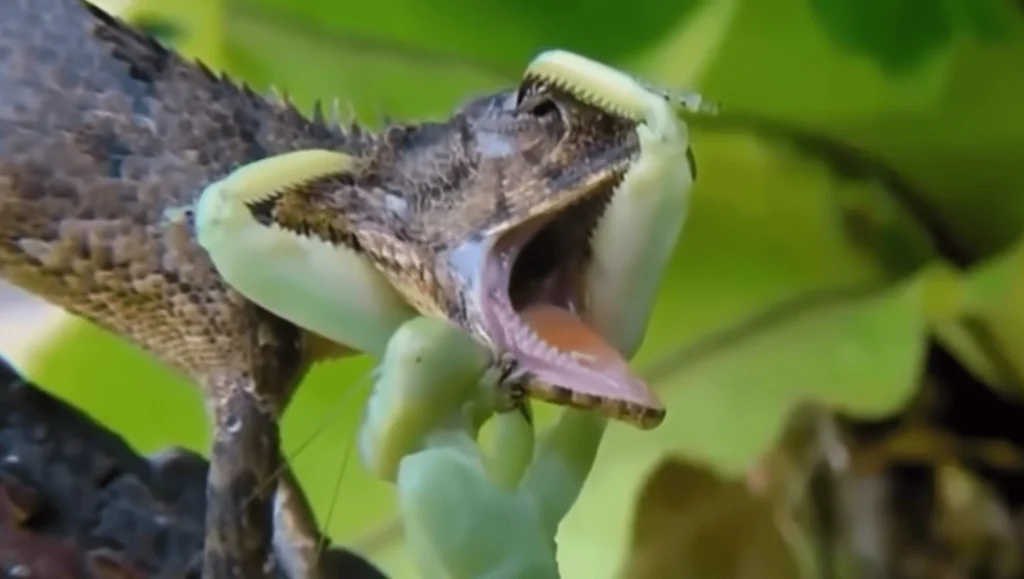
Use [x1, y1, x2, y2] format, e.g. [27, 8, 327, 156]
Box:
[0, 356, 387, 579]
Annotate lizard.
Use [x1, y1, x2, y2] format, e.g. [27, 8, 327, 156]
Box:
[0, 1, 697, 578]
[196, 49, 699, 430]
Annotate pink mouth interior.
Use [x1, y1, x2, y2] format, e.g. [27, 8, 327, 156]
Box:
[479, 214, 662, 412]
[520, 304, 624, 365]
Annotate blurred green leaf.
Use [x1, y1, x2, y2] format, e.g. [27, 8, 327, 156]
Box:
[942, 0, 1012, 38]
[808, 0, 954, 75]
[174, 0, 704, 122]
[132, 16, 188, 45]
[685, 0, 954, 121]
[935, 234, 1024, 392]
[712, 2, 1024, 260]
[961, 234, 1024, 323]
[223, 11, 504, 122]
[807, 0, 1007, 75]
[232, 0, 699, 75]
[827, 104, 1024, 261]
[126, 0, 226, 69]
[648, 267, 936, 475]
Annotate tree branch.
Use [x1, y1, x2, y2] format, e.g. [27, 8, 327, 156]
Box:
[0, 356, 387, 579]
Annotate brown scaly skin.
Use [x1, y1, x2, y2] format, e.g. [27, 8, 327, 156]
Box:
[249, 89, 637, 322]
[0, 0, 659, 576]
[0, 355, 387, 579]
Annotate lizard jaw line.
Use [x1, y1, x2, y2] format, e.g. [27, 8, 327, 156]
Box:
[467, 176, 663, 429]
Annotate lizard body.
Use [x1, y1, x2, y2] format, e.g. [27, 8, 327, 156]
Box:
[0, 0, 698, 576]
[0, 1, 373, 577]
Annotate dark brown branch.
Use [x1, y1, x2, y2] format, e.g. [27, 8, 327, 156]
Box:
[0, 356, 387, 579]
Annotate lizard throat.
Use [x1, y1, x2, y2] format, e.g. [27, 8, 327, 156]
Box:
[475, 180, 661, 422]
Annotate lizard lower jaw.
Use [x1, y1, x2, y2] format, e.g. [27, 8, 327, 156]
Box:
[477, 182, 662, 427]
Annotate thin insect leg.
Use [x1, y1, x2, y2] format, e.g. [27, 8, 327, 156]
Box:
[497, 356, 520, 384]
[495, 356, 534, 424]
[264, 366, 377, 579]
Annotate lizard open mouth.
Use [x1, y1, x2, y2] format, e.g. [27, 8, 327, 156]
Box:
[478, 170, 664, 428]
[471, 50, 677, 428]
[460, 49, 696, 429]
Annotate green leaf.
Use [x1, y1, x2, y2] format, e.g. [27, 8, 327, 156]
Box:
[127, 0, 227, 69]
[942, 0, 1012, 39]
[231, 0, 700, 76]
[808, 0, 954, 75]
[647, 268, 933, 475]
[197, 0, 705, 124]
[935, 234, 1024, 392]
[689, 0, 954, 122]
[807, 0, 1007, 76]
[222, 11, 504, 122]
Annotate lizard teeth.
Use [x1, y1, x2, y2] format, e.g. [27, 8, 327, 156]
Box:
[498, 302, 580, 365]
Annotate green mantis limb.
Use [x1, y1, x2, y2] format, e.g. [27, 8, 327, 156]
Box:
[360, 316, 609, 579]
[523, 49, 701, 358]
[195, 150, 417, 358]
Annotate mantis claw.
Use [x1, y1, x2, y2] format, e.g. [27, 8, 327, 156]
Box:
[195, 150, 418, 359]
[361, 316, 607, 579]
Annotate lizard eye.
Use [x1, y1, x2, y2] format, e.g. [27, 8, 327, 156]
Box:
[515, 81, 559, 118]
[518, 95, 564, 131]
[526, 98, 558, 118]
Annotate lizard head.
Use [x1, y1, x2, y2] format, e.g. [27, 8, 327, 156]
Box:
[196, 50, 699, 429]
[426, 51, 698, 428]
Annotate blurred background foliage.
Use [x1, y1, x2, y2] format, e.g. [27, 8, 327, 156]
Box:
[12, 0, 1024, 577]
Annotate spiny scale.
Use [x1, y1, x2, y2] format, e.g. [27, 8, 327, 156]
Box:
[311, 100, 326, 124]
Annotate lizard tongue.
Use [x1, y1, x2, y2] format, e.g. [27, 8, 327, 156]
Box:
[517, 304, 660, 412]
[521, 304, 625, 367]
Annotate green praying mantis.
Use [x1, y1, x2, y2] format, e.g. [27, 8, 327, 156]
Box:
[196, 49, 712, 578]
